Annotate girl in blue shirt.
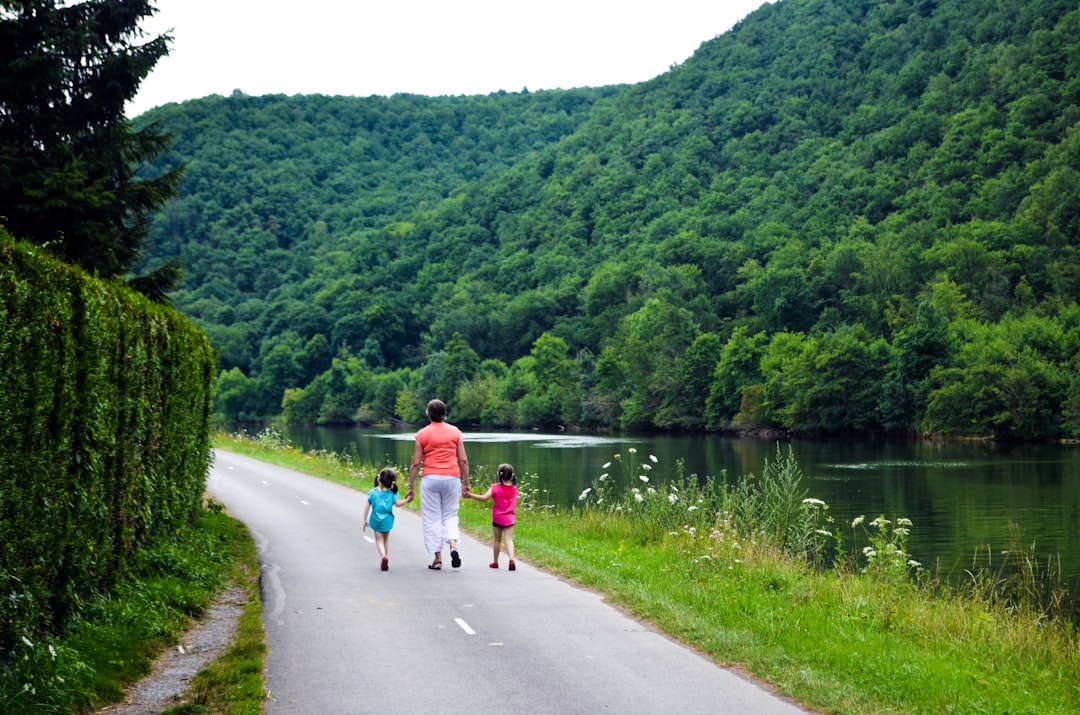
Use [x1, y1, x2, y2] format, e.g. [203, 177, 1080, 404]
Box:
[363, 468, 412, 571]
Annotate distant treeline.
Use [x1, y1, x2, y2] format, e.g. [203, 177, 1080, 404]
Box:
[142, 0, 1080, 439]
[0, 232, 216, 652]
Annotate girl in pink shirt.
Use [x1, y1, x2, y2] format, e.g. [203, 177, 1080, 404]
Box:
[466, 463, 519, 570]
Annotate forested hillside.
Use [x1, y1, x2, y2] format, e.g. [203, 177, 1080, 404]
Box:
[143, 0, 1080, 439]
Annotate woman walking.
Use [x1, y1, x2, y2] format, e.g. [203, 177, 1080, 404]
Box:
[406, 399, 470, 569]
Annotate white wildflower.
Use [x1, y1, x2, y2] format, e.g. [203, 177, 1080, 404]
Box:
[602, 462, 612, 469]
[907, 559, 922, 568]
[634, 492, 644, 503]
[639, 475, 649, 483]
[48, 644, 56, 658]
[599, 473, 608, 481]
[668, 493, 678, 505]
[647, 487, 656, 495]
[642, 463, 652, 471]
[649, 454, 658, 463]
[21, 636, 32, 648]
[628, 447, 637, 454]
[897, 517, 913, 527]
[687, 505, 698, 512]
[802, 498, 826, 507]
[851, 515, 865, 528]
[863, 547, 876, 557]
[815, 529, 832, 537]
[870, 516, 888, 528]
[578, 488, 592, 501]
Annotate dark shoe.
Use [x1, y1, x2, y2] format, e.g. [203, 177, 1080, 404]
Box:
[381, 557, 388, 571]
[489, 562, 499, 569]
[428, 558, 442, 570]
[508, 560, 516, 571]
[451, 550, 461, 568]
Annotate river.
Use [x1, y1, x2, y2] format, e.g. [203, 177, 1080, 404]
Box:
[279, 425, 1080, 597]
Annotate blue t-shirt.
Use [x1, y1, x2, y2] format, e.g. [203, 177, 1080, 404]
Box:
[367, 489, 397, 532]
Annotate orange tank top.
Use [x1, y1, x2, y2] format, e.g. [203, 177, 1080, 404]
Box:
[415, 421, 462, 476]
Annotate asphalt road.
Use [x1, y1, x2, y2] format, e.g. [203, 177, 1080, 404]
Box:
[208, 449, 811, 715]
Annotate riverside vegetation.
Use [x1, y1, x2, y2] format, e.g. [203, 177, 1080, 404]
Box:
[208, 429, 1078, 715]
[142, 0, 1080, 442]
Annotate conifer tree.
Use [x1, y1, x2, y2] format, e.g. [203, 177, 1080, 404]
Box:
[0, 0, 181, 285]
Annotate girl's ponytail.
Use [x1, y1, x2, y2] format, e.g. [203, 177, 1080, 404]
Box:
[378, 467, 400, 494]
[497, 463, 517, 486]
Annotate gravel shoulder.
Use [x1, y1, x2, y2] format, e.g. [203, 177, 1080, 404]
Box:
[94, 587, 246, 715]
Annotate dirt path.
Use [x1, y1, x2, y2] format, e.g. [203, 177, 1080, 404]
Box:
[95, 588, 246, 715]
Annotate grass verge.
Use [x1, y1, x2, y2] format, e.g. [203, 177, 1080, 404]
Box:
[215, 429, 1079, 714]
[0, 500, 264, 715]
[159, 498, 266, 715]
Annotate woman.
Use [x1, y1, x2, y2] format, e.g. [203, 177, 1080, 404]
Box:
[406, 399, 470, 569]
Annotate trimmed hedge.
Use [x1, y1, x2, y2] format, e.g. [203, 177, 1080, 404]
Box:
[0, 231, 216, 654]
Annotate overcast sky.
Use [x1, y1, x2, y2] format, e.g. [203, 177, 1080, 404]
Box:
[127, 0, 770, 117]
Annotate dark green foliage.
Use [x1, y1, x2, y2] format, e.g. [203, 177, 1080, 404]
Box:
[0, 0, 181, 281]
[707, 328, 769, 428]
[0, 232, 216, 659]
[145, 0, 1080, 438]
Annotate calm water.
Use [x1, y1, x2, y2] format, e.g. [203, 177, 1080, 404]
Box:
[280, 426, 1080, 593]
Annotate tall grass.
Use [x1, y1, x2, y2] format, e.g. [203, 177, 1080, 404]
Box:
[555, 443, 1080, 712]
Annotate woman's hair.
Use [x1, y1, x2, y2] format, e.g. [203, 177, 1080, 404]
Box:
[497, 463, 517, 486]
[426, 399, 447, 422]
[377, 467, 399, 494]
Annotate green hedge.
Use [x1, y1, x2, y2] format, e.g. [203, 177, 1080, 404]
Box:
[0, 231, 216, 654]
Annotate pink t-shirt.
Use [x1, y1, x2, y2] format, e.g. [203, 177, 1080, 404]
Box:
[415, 421, 462, 476]
[492, 482, 518, 526]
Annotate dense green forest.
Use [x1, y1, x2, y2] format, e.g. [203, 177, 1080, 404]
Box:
[140, 0, 1080, 440]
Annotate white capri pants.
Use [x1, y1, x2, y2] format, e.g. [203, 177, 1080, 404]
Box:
[420, 475, 461, 554]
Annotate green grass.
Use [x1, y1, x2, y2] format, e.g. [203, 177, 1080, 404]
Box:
[0, 500, 263, 715]
[215, 429, 1079, 714]
[514, 511, 1078, 714]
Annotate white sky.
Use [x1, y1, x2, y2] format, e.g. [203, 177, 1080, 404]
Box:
[127, 0, 770, 117]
